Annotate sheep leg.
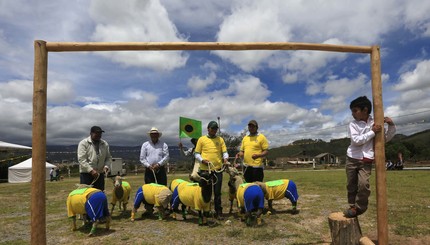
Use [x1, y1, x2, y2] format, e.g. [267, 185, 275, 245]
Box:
[71, 216, 77, 231]
[267, 199, 275, 214]
[156, 206, 165, 220]
[256, 208, 263, 225]
[239, 207, 246, 222]
[130, 207, 137, 221]
[105, 216, 111, 230]
[181, 205, 187, 220]
[110, 203, 116, 216]
[89, 221, 98, 237]
[198, 211, 208, 226]
[122, 202, 127, 213]
[245, 212, 252, 226]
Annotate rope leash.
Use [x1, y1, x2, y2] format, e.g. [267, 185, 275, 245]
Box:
[152, 168, 158, 184]
[89, 172, 100, 186]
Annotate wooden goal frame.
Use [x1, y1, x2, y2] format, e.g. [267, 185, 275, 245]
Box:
[32, 41, 388, 244]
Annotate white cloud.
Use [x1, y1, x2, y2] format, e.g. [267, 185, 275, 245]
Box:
[123, 90, 159, 105]
[403, 0, 430, 37]
[214, 0, 290, 71]
[187, 72, 217, 95]
[159, 0, 232, 31]
[89, 0, 189, 71]
[394, 60, 430, 91]
[0, 79, 75, 104]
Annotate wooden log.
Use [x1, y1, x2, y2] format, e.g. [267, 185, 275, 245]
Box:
[45, 41, 372, 53]
[371, 45, 389, 245]
[32, 40, 48, 245]
[359, 236, 375, 245]
[328, 212, 362, 245]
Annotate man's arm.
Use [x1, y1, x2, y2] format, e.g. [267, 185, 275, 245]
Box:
[158, 143, 169, 166]
[139, 143, 150, 167]
[77, 141, 93, 173]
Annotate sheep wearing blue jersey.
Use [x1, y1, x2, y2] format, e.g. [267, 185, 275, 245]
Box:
[67, 187, 111, 236]
[171, 172, 213, 225]
[256, 179, 299, 214]
[236, 182, 265, 226]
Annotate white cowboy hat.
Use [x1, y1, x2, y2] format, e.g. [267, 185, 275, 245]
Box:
[148, 127, 162, 137]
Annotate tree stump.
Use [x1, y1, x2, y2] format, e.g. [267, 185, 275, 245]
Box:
[328, 212, 362, 245]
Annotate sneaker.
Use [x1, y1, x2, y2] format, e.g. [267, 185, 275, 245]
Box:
[343, 207, 358, 218]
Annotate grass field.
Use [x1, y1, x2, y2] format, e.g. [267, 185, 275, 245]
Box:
[0, 169, 429, 245]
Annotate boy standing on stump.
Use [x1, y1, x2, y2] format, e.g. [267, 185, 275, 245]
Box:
[344, 96, 396, 218]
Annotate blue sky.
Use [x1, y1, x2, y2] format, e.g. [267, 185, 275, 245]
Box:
[1, 0, 430, 148]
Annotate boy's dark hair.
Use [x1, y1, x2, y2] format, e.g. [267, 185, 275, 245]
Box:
[350, 96, 372, 114]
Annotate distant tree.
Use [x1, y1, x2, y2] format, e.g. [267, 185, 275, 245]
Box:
[219, 127, 247, 159]
[385, 142, 410, 161]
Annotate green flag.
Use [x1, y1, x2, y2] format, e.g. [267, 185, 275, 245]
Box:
[179, 117, 202, 139]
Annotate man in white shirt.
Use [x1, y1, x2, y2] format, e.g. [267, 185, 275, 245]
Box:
[140, 127, 169, 186]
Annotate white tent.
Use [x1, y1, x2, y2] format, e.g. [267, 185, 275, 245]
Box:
[0, 141, 32, 150]
[8, 158, 56, 183]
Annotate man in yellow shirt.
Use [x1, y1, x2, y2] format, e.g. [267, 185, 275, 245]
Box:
[194, 121, 229, 220]
[236, 120, 269, 182]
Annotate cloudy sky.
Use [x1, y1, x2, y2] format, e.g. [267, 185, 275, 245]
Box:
[1, 0, 430, 149]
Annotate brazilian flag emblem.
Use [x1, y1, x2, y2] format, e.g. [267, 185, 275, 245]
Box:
[179, 117, 202, 139]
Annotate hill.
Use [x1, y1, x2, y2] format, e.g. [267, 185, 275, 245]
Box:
[268, 129, 430, 163]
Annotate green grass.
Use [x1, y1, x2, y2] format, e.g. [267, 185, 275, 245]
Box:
[0, 169, 429, 244]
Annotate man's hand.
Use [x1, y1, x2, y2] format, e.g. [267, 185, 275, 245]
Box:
[90, 169, 99, 178]
[201, 160, 209, 165]
[251, 154, 260, 160]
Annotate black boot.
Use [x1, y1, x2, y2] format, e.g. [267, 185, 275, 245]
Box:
[215, 209, 224, 220]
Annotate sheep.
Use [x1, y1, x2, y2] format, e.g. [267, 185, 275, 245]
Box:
[236, 182, 265, 226]
[169, 179, 190, 215]
[255, 179, 299, 214]
[170, 171, 213, 225]
[225, 166, 244, 214]
[66, 187, 111, 236]
[110, 175, 132, 216]
[169, 178, 188, 193]
[130, 183, 172, 221]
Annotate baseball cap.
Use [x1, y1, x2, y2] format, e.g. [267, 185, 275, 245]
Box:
[248, 120, 258, 127]
[207, 121, 219, 129]
[90, 126, 104, 133]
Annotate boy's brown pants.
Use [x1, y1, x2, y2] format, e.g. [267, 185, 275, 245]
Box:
[345, 157, 372, 213]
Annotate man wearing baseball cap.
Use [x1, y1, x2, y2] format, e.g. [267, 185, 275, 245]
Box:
[77, 126, 112, 191]
[236, 120, 269, 183]
[194, 120, 229, 220]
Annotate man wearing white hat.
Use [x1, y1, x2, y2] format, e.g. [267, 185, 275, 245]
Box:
[139, 127, 169, 186]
